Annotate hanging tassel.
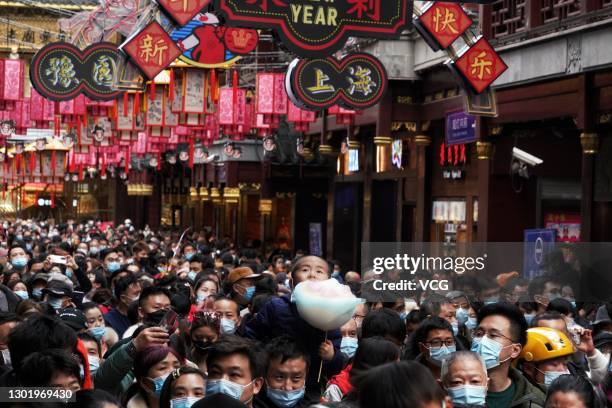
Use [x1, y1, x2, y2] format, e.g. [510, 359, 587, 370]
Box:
[134, 92, 141, 116]
[29, 152, 36, 174]
[453, 145, 459, 166]
[189, 138, 194, 169]
[460, 144, 466, 164]
[169, 70, 175, 103]
[447, 145, 452, 165]
[123, 92, 129, 116]
[439, 142, 445, 166]
[51, 151, 56, 176]
[101, 154, 106, 177]
[34, 191, 39, 205]
[157, 151, 162, 171]
[76, 116, 82, 145]
[78, 163, 83, 181]
[150, 81, 156, 101]
[125, 147, 130, 175]
[51, 192, 55, 209]
[210, 69, 217, 101]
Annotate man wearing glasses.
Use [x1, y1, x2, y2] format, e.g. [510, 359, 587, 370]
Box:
[471, 303, 545, 408]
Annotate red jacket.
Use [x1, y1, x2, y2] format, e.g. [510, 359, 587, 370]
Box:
[327, 363, 353, 396]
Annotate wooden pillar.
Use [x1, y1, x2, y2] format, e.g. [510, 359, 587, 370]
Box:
[395, 176, 403, 241]
[414, 135, 431, 241]
[361, 127, 373, 243]
[580, 133, 599, 242]
[476, 117, 494, 242]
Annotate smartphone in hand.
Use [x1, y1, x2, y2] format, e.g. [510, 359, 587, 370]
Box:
[159, 309, 179, 335]
[49, 255, 67, 265]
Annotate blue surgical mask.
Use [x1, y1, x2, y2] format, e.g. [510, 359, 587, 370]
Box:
[447, 385, 487, 406]
[88, 355, 100, 375]
[170, 396, 201, 408]
[11, 257, 27, 268]
[148, 373, 170, 398]
[48, 297, 63, 310]
[569, 300, 577, 309]
[484, 296, 499, 305]
[451, 323, 459, 336]
[185, 253, 195, 261]
[196, 293, 208, 303]
[341, 337, 358, 358]
[524, 313, 535, 326]
[14, 290, 28, 300]
[188, 271, 197, 281]
[244, 286, 256, 302]
[106, 261, 121, 273]
[32, 288, 43, 299]
[90, 247, 99, 255]
[266, 386, 305, 408]
[427, 344, 456, 366]
[399, 312, 407, 322]
[25, 243, 32, 251]
[220, 318, 236, 334]
[65, 269, 73, 279]
[471, 335, 510, 369]
[205, 378, 248, 400]
[89, 326, 106, 341]
[466, 317, 478, 331]
[539, 368, 569, 386]
[456, 308, 469, 325]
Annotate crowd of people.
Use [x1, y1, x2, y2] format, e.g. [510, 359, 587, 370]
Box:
[0, 218, 610, 407]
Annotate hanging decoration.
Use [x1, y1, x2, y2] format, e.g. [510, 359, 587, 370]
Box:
[286, 52, 387, 111]
[256, 72, 287, 128]
[30, 42, 123, 101]
[157, 0, 213, 26]
[214, 0, 413, 58]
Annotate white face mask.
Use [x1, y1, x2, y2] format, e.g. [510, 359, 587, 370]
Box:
[0, 348, 10, 366]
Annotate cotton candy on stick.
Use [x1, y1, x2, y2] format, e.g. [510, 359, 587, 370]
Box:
[291, 279, 364, 381]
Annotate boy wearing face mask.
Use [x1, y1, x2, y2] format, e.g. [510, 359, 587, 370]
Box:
[470, 303, 545, 408]
[254, 336, 318, 408]
[519, 327, 574, 392]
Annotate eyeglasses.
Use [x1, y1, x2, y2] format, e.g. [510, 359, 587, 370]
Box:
[472, 328, 515, 344]
[425, 339, 455, 348]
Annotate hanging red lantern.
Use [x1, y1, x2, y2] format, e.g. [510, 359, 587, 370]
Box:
[287, 101, 316, 133]
[256, 72, 287, 128]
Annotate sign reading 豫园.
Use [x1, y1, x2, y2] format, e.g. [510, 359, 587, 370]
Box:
[214, 0, 413, 57]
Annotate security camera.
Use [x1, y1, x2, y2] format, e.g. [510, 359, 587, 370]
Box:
[512, 147, 543, 166]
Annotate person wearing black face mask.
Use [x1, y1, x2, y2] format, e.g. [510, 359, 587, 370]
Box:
[131, 241, 153, 275]
[190, 312, 221, 373]
[122, 286, 173, 339]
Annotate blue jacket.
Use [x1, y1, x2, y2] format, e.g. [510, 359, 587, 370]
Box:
[239, 295, 346, 391]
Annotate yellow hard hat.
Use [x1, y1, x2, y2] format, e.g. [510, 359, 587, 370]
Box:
[521, 327, 574, 362]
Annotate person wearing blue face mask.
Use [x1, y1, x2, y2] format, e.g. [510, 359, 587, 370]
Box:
[519, 327, 574, 393]
[8, 245, 29, 272]
[470, 303, 545, 408]
[415, 317, 457, 381]
[528, 275, 563, 315]
[255, 336, 319, 408]
[214, 298, 241, 335]
[129, 346, 181, 408]
[42, 280, 73, 311]
[205, 335, 264, 408]
[158, 367, 206, 408]
[339, 319, 359, 359]
[226, 267, 263, 308]
[442, 351, 489, 407]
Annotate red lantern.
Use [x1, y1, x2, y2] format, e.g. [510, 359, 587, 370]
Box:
[256, 72, 287, 127]
[287, 101, 316, 132]
[328, 105, 358, 125]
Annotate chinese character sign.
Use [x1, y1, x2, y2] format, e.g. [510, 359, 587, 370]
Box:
[416, 2, 472, 50]
[158, 0, 212, 26]
[286, 52, 387, 110]
[214, 0, 412, 57]
[29, 42, 123, 101]
[122, 22, 182, 79]
[452, 37, 508, 94]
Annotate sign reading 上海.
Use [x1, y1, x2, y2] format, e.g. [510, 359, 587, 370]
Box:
[30, 42, 122, 101]
[286, 52, 387, 111]
[445, 111, 476, 146]
[214, 0, 413, 58]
